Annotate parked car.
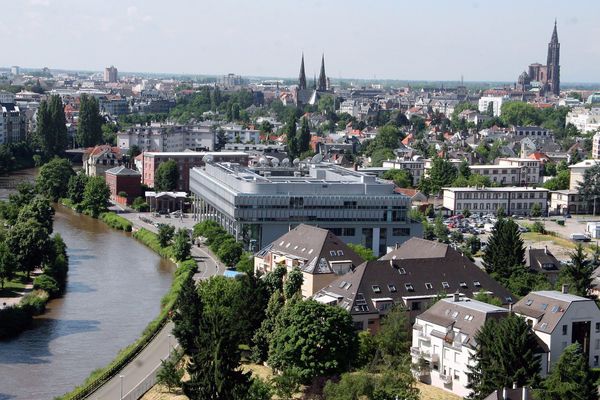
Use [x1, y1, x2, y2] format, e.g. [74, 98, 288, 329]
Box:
[570, 233, 590, 242]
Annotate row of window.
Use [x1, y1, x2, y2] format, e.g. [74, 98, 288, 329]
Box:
[456, 192, 545, 200]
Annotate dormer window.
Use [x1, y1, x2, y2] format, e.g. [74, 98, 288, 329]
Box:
[388, 284, 397, 293]
[330, 251, 336, 256]
[405, 283, 414, 291]
[372, 285, 381, 293]
[473, 281, 481, 287]
[425, 283, 433, 290]
[337, 250, 344, 256]
[442, 282, 450, 289]
[526, 299, 533, 306]
[459, 282, 468, 288]
[398, 268, 406, 275]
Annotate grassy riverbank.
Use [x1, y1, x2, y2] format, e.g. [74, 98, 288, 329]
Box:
[100, 212, 133, 232]
[57, 227, 196, 400]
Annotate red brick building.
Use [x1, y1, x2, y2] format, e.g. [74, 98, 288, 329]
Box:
[105, 166, 142, 204]
[142, 151, 248, 192]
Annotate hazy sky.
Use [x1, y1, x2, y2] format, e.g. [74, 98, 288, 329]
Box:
[2, 0, 599, 82]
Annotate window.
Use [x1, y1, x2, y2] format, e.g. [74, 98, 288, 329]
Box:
[562, 325, 567, 335]
[337, 250, 344, 256]
[473, 281, 481, 287]
[405, 283, 414, 291]
[338, 281, 347, 289]
[411, 301, 421, 311]
[540, 303, 548, 311]
[464, 314, 474, 321]
[398, 268, 406, 275]
[595, 356, 599, 367]
[330, 251, 336, 256]
[540, 323, 548, 330]
[371, 285, 381, 293]
[562, 341, 568, 350]
[552, 305, 560, 313]
[425, 282, 433, 290]
[596, 323, 600, 333]
[459, 282, 467, 288]
[388, 284, 397, 293]
[442, 281, 450, 289]
[526, 299, 533, 306]
[596, 339, 600, 350]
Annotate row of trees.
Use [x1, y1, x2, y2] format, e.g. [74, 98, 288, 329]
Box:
[285, 115, 312, 160]
[193, 220, 244, 268]
[156, 224, 192, 262]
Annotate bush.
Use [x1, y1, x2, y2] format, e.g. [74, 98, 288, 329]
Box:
[531, 221, 547, 234]
[557, 220, 565, 226]
[117, 191, 128, 198]
[20, 290, 50, 314]
[100, 212, 133, 232]
[131, 197, 149, 212]
[33, 274, 60, 298]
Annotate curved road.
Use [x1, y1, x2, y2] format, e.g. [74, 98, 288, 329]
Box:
[89, 214, 223, 399]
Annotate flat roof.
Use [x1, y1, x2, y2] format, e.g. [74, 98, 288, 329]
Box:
[144, 151, 247, 157]
[532, 290, 590, 303]
[440, 297, 507, 313]
[443, 186, 548, 192]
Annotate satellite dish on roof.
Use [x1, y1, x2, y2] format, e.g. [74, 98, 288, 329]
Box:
[293, 158, 300, 166]
[203, 154, 214, 163]
[271, 157, 280, 166]
[281, 158, 290, 166]
[310, 153, 324, 164]
[259, 156, 269, 166]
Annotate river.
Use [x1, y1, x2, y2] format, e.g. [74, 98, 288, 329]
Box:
[0, 206, 175, 400]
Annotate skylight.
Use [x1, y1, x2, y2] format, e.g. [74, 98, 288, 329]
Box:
[473, 281, 481, 287]
[405, 283, 414, 291]
[551, 305, 560, 313]
[399, 267, 406, 275]
[541, 303, 548, 310]
[442, 282, 450, 289]
[425, 283, 433, 290]
[526, 299, 533, 306]
[388, 284, 397, 293]
[459, 282, 468, 288]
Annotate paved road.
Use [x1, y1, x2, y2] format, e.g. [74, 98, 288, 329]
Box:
[89, 213, 223, 399]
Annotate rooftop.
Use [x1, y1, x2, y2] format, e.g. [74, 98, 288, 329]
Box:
[443, 186, 548, 192]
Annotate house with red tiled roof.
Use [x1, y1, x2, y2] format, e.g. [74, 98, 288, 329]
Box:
[393, 187, 427, 203]
[83, 145, 123, 177]
[528, 151, 550, 163]
[402, 133, 414, 146]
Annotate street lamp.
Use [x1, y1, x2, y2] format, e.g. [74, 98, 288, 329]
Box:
[119, 375, 124, 400]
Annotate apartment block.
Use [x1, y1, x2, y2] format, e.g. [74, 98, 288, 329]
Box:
[443, 187, 548, 216]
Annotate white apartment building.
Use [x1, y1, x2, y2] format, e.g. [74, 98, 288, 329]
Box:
[411, 296, 511, 398]
[568, 159, 600, 191]
[443, 187, 548, 216]
[221, 123, 260, 144]
[381, 159, 425, 184]
[469, 157, 541, 186]
[514, 290, 600, 371]
[566, 107, 600, 133]
[593, 132, 600, 159]
[478, 96, 507, 117]
[117, 123, 215, 152]
[339, 100, 359, 117]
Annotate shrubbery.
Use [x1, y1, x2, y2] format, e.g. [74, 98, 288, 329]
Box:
[193, 220, 245, 268]
[100, 212, 133, 232]
[33, 274, 60, 298]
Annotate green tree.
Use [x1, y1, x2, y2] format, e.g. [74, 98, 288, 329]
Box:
[172, 272, 202, 355]
[346, 243, 376, 261]
[172, 229, 191, 261]
[157, 224, 176, 247]
[0, 242, 17, 289]
[467, 315, 541, 400]
[235, 252, 254, 274]
[433, 216, 450, 243]
[252, 289, 285, 362]
[285, 114, 298, 159]
[154, 160, 180, 192]
[483, 218, 525, 281]
[298, 117, 311, 155]
[156, 352, 184, 393]
[271, 368, 302, 400]
[7, 219, 52, 277]
[76, 94, 104, 147]
[422, 157, 457, 195]
[81, 176, 110, 218]
[36, 157, 75, 201]
[530, 202, 542, 217]
[473, 290, 503, 306]
[559, 244, 593, 297]
[268, 299, 357, 383]
[370, 148, 395, 167]
[374, 305, 411, 367]
[17, 195, 54, 234]
[382, 169, 413, 188]
[217, 238, 244, 267]
[183, 276, 252, 399]
[283, 267, 303, 299]
[500, 102, 541, 126]
[578, 164, 600, 215]
[538, 343, 597, 400]
[67, 173, 89, 205]
[34, 95, 68, 158]
[543, 170, 570, 190]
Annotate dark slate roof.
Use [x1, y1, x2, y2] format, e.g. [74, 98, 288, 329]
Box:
[381, 237, 449, 260]
[525, 247, 560, 272]
[257, 224, 364, 275]
[314, 238, 513, 316]
[513, 291, 592, 334]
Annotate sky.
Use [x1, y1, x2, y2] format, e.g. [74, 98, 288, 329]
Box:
[2, 0, 600, 83]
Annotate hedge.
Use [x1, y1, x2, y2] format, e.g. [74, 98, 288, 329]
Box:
[100, 212, 133, 232]
[57, 238, 196, 400]
[133, 228, 174, 259]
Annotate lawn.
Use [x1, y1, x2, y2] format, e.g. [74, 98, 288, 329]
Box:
[521, 232, 578, 250]
[0, 272, 30, 298]
[417, 382, 462, 400]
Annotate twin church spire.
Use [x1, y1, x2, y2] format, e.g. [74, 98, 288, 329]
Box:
[298, 53, 327, 92]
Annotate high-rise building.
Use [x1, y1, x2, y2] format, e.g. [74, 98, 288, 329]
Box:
[546, 20, 560, 96]
[104, 65, 118, 83]
[10, 66, 20, 75]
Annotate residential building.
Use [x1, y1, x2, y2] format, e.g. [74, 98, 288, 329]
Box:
[525, 246, 562, 284]
[99, 96, 129, 116]
[549, 190, 591, 215]
[512, 126, 552, 139]
[190, 161, 421, 254]
[0, 102, 27, 144]
[218, 73, 245, 87]
[104, 166, 142, 204]
[566, 107, 600, 133]
[104, 66, 118, 83]
[478, 96, 507, 117]
[339, 100, 359, 117]
[382, 158, 425, 184]
[142, 151, 248, 192]
[83, 145, 123, 177]
[443, 187, 548, 216]
[254, 224, 364, 298]
[593, 132, 600, 159]
[221, 123, 260, 144]
[411, 297, 512, 398]
[514, 289, 600, 371]
[568, 159, 600, 190]
[313, 237, 513, 329]
[117, 123, 215, 152]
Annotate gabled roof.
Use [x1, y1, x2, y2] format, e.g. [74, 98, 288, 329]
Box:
[513, 290, 593, 333]
[105, 165, 140, 176]
[258, 224, 364, 275]
[525, 247, 560, 273]
[314, 238, 513, 316]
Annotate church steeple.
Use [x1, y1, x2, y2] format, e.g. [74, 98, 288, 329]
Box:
[317, 54, 327, 92]
[546, 19, 560, 96]
[298, 53, 307, 90]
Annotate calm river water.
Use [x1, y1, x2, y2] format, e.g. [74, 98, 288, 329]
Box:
[0, 206, 175, 400]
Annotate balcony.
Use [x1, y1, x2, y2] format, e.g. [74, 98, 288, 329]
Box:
[418, 330, 431, 342]
[410, 347, 420, 357]
[439, 373, 453, 384]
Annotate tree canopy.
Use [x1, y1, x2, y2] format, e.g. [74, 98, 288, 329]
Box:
[77, 94, 104, 147]
[154, 160, 180, 192]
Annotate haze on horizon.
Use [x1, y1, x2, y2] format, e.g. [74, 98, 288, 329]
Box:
[2, 0, 599, 83]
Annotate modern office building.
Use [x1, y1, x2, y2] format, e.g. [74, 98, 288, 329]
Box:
[104, 66, 118, 83]
[190, 161, 421, 254]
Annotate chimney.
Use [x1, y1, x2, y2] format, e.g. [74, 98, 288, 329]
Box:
[562, 284, 569, 294]
[544, 245, 548, 254]
[509, 303, 513, 313]
[502, 387, 508, 399]
[395, 242, 400, 249]
[513, 382, 518, 389]
[453, 291, 460, 302]
[522, 387, 528, 400]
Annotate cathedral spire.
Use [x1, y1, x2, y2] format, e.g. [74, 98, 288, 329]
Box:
[546, 19, 560, 96]
[298, 53, 307, 90]
[551, 18, 558, 43]
[317, 54, 327, 92]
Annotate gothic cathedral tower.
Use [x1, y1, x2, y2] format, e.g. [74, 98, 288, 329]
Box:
[317, 54, 327, 92]
[546, 20, 560, 96]
[298, 53, 307, 90]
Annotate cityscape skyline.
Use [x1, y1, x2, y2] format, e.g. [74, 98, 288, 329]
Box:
[2, 0, 600, 83]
